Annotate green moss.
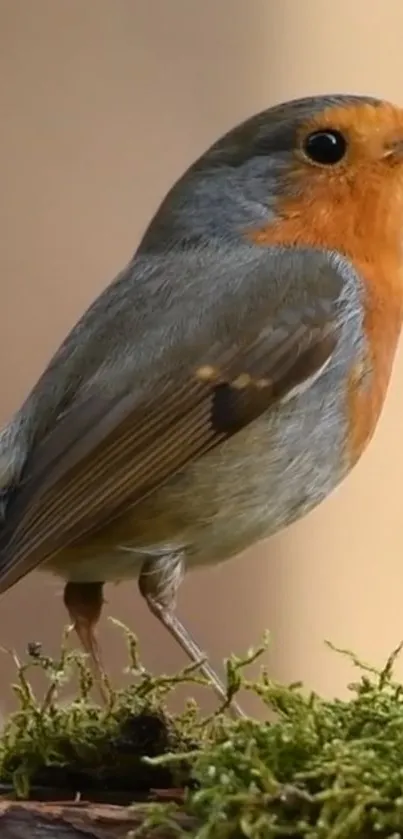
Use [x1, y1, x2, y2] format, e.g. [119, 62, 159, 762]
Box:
[137, 639, 403, 839]
[0, 620, 208, 801]
[2, 625, 403, 839]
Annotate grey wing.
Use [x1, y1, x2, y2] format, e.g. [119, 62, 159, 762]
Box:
[0, 244, 345, 592]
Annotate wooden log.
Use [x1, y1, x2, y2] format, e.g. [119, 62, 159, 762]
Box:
[0, 800, 196, 839]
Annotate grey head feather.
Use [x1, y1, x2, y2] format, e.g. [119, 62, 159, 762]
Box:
[140, 93, 383, 251]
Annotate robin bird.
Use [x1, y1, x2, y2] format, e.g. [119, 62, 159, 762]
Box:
[0, 93, 402, 714]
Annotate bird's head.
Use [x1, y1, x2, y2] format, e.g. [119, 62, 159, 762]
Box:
[141, 94, 403, 266]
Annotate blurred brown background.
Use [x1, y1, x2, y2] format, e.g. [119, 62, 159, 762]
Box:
[0, 0, 402, 717]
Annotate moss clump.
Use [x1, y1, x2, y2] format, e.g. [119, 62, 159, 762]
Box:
[136, 639, 403, 839]
[0, 620, 210, 801]
[2, 626, 403, 839]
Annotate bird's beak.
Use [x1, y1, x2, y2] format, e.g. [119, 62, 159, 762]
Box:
[383, 141, 403, 161]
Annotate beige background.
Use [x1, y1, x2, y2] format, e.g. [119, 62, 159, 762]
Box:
[0, 0, 402, 717]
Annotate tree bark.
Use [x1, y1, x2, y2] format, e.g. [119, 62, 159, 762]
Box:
[0, 800, 195, 839]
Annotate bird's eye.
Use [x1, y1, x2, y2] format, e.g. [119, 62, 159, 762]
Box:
[303, 129, 347, 165]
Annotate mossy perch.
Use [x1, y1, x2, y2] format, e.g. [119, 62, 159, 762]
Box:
[1, 625, 403, 838]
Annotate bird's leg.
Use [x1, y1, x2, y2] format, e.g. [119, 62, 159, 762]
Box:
[138, 554, 245, 719]
[63, 581, 109, 704]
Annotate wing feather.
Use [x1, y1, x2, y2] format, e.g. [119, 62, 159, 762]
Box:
[0, 248, 344, 592]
